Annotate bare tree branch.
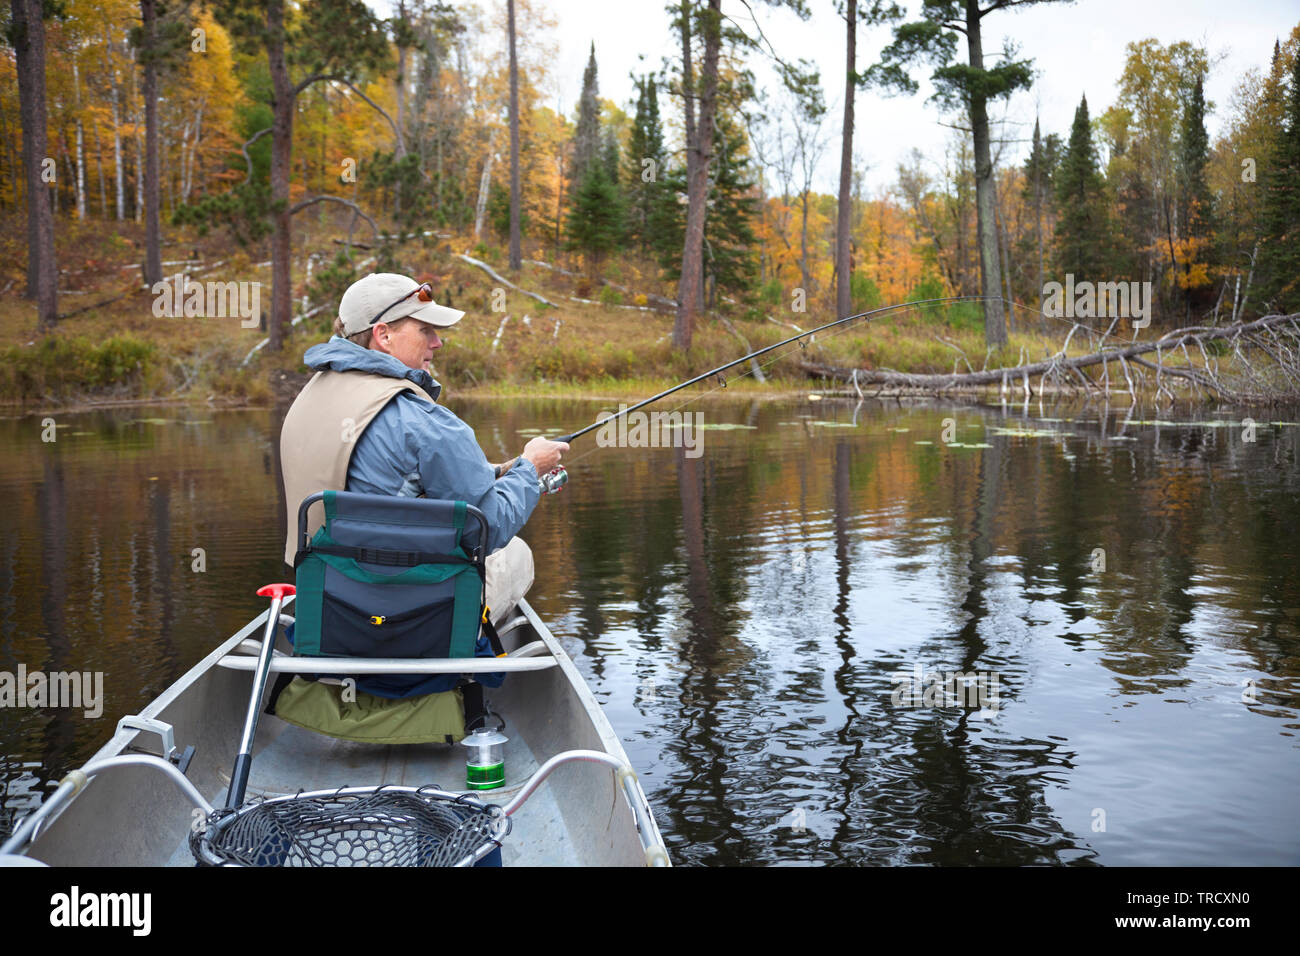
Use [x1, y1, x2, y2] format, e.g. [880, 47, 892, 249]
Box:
[241, 127, 271, 185]
[290, 195, 379, 236]
[797, 313, 1300, 401]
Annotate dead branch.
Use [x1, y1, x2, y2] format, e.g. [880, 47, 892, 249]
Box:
[796, 312, 1300, 401]
[457, 254, 561, 308]
[290, 196, 379, 236]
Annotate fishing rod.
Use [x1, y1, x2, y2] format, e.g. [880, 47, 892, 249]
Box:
[555, 295, 1003, 443]
[530, 295, 1005, 494]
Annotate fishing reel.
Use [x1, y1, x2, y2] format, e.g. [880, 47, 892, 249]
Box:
[538, 466, 568, 495]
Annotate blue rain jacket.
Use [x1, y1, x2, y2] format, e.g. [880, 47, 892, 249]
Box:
[302, 336, 539, 554]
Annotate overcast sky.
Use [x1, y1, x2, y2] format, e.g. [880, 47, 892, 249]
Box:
[374, 1, 1298, 195]
[545, 0, 1298, 194]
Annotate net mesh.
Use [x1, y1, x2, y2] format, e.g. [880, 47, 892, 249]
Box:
[190, 786, 509, 867]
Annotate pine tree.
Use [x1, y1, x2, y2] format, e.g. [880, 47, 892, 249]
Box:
[1021, 118, 1053, 309]
[1257, 50, 1300, 313]
[1176, 74, 1214, 318]
[656, 105, 758, 304]
[571, 43, 601, 194]
[600, 126, 617, 183]
[625, 75, 669, 257]
[601, 126, 625, 248]
[566, 161, 623, 273]
[1054, 95, 1112, 282]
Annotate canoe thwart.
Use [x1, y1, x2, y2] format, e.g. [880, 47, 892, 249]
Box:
[215, 654, 558, 674]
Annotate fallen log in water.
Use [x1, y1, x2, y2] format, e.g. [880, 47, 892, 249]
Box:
[795, 312, 1300, 402]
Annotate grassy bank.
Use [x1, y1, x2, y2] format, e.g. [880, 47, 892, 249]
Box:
[0, 215, 1150, 410]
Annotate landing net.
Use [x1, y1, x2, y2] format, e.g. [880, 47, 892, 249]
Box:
[190, 785, 509, 867]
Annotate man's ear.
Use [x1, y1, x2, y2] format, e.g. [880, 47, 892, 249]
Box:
[370, 322, 393, 353]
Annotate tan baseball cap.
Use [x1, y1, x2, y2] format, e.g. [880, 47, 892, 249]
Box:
[338, 273, 465, 336]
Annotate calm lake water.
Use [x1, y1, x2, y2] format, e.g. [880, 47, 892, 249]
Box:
[2, 395, 1298, 865]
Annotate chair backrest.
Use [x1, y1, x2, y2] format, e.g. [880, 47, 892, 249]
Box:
[290, 491, 489, 698]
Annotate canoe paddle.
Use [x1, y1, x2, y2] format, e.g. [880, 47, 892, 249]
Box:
[227, 583, 296, 809]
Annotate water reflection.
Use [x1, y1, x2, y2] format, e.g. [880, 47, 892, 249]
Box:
[1, 397, 1297, 865]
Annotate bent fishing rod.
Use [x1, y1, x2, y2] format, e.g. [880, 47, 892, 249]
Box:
[524, 295, 1005, 494]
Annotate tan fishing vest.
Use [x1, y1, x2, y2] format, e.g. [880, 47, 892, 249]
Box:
[280, 369, 428, 565]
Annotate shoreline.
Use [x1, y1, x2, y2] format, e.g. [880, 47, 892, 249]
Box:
[6, 382, 1280, 420]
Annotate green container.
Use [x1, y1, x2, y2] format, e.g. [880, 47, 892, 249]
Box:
[466, 761, 505, 790]
[462, 727, 508, 790]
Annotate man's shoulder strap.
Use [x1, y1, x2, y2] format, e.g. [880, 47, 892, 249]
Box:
[280, 369, 428, 565]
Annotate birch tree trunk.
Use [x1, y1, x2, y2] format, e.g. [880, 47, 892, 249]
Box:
[507, 0, 521, 270]
[836, 0, 856, 318]
[105, 25, 125, 221]
[134, 126, 143, 223]
[674, 0, 721, 351]
[73, 61, 86, 220]
[473, 129, 497, 241]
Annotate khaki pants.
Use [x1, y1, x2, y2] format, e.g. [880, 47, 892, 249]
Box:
[484, 537, 533, 625]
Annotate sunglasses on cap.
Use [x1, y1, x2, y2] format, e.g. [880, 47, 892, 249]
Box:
[369, 282, 435, 327]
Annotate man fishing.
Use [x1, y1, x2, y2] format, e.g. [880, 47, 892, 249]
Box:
[279, 272, 569, 628]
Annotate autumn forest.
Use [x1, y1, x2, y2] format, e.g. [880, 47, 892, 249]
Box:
[2, 1, 1299, 403]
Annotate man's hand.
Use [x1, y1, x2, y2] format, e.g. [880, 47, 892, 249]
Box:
[521, 436, 569, 476]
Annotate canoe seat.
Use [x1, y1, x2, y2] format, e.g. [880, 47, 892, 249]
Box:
[228, 490, 554, 743]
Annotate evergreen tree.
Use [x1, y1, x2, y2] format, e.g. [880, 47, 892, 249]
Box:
[602, 125, 621, 187]
[571, 43, 601, 193]
[1176, 74, 1214, 318]
[566, 160, 623, 273]
[1054, 94, 1112, 282]
[1021, 118, 1054, 308]
[600, 126, 625, 248]
[625, 75, 670, 258]
[1257, 50, 1300, 314]
[656, 104, 758, 305]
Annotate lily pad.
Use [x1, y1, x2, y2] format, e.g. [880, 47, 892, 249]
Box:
[807, 421, 857, 428]
[914, 440, 934, 445]
[887, 427, 910, 433]
[695, 423, 757, 431]
[131, 418, 172, 426]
